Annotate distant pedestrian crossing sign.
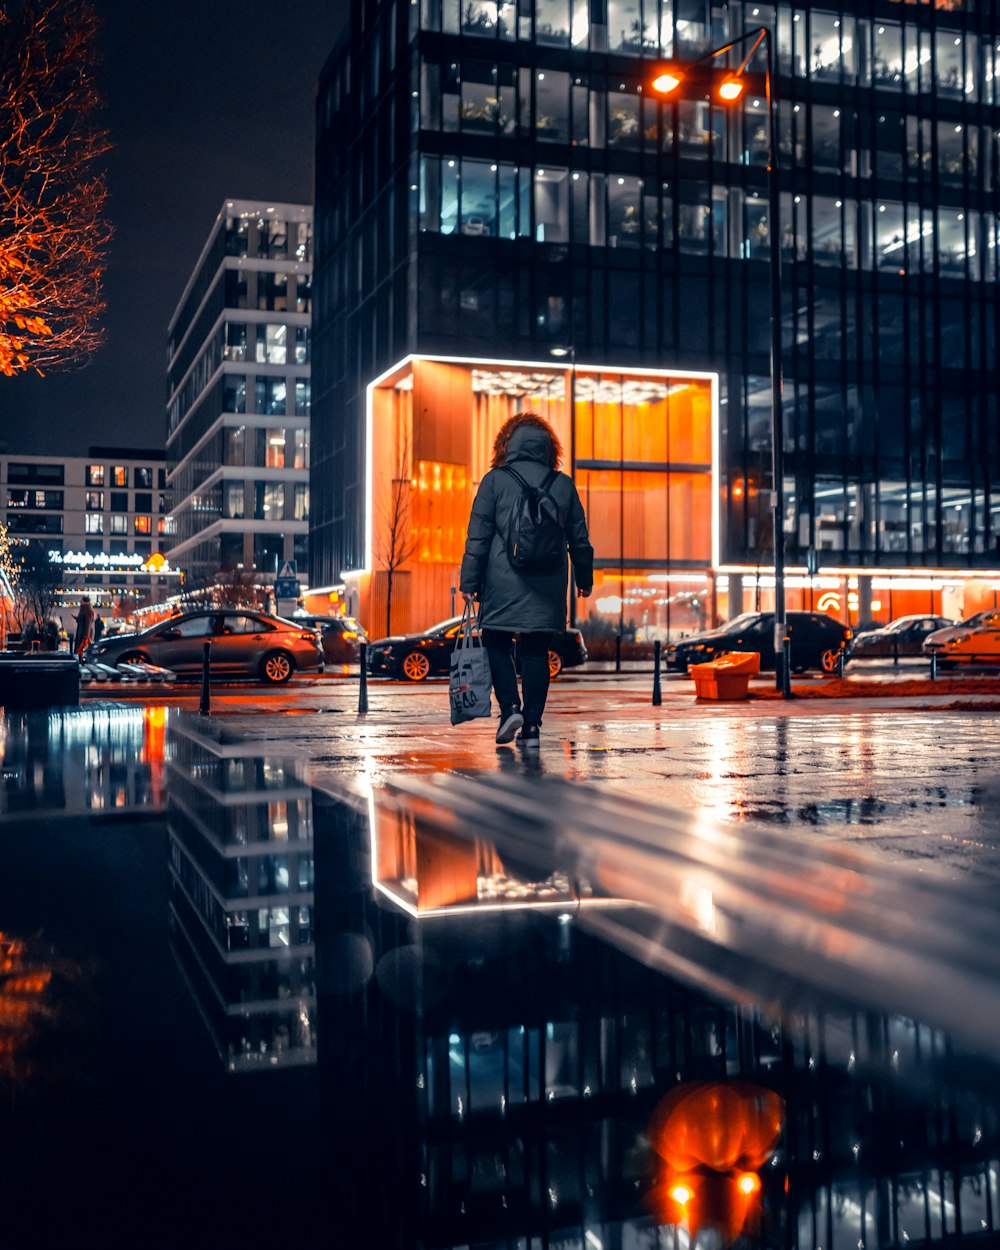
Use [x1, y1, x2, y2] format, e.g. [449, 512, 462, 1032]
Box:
[277, 560, 297, 581]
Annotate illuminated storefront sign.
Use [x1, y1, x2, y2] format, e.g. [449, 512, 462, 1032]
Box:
[47, 550, 181, 575]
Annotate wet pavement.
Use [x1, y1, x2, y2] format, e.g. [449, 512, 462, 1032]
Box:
[2, 693, 1000, 1243]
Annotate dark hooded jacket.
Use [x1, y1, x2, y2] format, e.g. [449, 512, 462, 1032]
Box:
[459, 425, 594, 631]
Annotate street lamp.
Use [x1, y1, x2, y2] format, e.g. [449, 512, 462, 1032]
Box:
[550, 344, 579, 626]
[653, 27, 789, 696]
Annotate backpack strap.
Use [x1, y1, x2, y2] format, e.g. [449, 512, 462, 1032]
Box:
[499, 464, 529, 490]
[500, 464, 558, 492]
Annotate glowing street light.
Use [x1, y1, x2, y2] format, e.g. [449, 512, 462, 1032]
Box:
[652, 27, 790, 696]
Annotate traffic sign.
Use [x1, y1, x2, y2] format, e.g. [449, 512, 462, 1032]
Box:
[277, 560, 297, 581]
[274, 578, 300, 600]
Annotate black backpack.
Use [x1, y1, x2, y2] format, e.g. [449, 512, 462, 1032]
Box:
[500, 465, 565, 572]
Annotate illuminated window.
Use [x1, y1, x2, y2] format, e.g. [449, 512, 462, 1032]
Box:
[112, 466, 128, 487]
[134, 515, 152, 535]
[85, 491, 104, 510]
[111, 514, 127, 534]
[134, 467, 153, 489]
[264, 429, 287, 468]
[85, 513, 104, 534]
[256, 323, 288, 364]
[87, 464, 104, 486]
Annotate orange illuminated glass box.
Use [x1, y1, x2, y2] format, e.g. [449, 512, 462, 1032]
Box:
[359, 355, 719, 639]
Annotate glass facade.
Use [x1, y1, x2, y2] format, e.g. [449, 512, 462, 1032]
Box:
[311, 0, 1000, 631]
[166, 200, 313, 587]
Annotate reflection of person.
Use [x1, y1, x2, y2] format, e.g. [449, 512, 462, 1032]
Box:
[460, 413, 593, 749]
[73, 595, 95, 657]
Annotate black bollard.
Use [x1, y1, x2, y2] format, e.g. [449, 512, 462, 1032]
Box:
[199, 640, 211, 715]
[615, 633, 621, 673]
[781, 635, 792, 699]
[893, 634, 899, 667]
[358, 641, 369, 713]
[838, 647, 845, 679]
[652, 639, 662, 705]
[930, 650, 937, 681]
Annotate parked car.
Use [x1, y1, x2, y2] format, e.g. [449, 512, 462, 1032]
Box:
[366, 615, 588, 681]
[291, 613, 368, 664]
[665, 611, 851, 675]
[922, 611, 1000, 668]
[84, 608, 324, 684]
[849, 614, 956, 659]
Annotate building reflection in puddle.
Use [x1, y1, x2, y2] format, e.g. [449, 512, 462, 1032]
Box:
[157, 717, 1000, 1246]
[166, 719, 317, 1072]
[0, 705, 168, 817]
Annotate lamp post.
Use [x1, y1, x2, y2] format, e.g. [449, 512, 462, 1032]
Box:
[550, 343, 579, 626]
[653, 27, 789, 696]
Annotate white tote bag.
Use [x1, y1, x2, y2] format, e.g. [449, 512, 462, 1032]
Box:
[449, 601, 493, 725]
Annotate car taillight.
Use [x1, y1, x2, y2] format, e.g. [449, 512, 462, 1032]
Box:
[343, 630, 358, 639]
[300, 631, 319, 641]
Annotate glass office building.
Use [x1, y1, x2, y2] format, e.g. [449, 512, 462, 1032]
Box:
[166, 200, 312, 592]
[311, 0, 1000, 638]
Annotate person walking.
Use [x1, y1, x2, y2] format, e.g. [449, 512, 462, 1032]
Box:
[459, 412, 593, 749]
[73, 595, 95, 658]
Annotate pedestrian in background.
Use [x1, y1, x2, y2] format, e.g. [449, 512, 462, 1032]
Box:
[73, 595, 95, 658]
[92, 612, 105, 643]
[460, 412, 593, 749]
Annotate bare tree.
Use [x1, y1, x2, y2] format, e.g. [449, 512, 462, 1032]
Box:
[11, 542, 63, 637]
[206, 566, 270, 610]
[375, 432, 417, 637]
[0, 0, 111, 376]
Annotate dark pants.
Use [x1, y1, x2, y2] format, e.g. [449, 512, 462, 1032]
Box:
[483, 629, 554, 727]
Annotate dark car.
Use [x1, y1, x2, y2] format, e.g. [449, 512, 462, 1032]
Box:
[366, 615, 588, 681]
[84, 609, 324, 684]
[849, 614, 956, 660]
[291, 613, 368, 664]
[665, 611, 851, 675]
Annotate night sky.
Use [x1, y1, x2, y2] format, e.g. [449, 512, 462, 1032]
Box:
[3, 0, 349, 457]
